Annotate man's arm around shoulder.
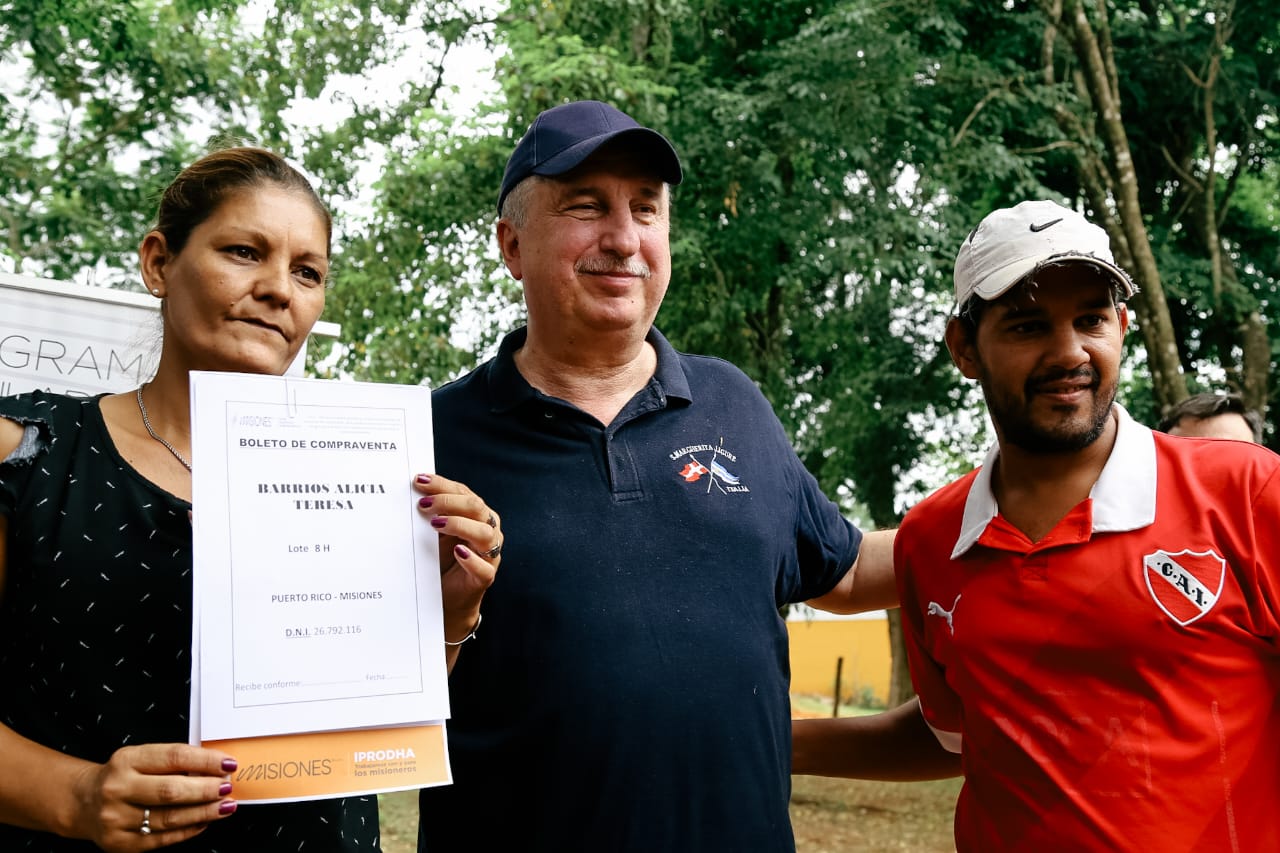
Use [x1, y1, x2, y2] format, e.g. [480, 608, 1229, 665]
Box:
[807, 528, 897, 613]
[793, 698, 961, 781]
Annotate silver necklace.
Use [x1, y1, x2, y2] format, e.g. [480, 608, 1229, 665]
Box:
[135, 386, 192, 472]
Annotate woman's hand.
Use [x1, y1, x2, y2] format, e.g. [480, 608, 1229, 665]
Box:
[412, 474, 500, 651]
[70, 744, 236, 851]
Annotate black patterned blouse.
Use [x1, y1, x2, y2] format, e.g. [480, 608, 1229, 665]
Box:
[0, 391, 380, 851]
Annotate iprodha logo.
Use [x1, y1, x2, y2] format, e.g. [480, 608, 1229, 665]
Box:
[354, 747, 417, 763]
[237, 758, 333, 781]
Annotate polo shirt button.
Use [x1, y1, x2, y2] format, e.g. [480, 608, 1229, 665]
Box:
[543, 410, 554, 418]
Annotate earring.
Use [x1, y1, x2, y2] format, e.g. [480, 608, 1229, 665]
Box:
[151, 289, 161, 296]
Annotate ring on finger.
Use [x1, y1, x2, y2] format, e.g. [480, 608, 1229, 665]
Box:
[484, 541, 502, 559]
[487, 512, 498, 528]
[140, 807, 152, 835]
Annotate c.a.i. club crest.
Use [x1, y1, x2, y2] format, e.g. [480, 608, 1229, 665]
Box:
[1142, 548, 1226, 626]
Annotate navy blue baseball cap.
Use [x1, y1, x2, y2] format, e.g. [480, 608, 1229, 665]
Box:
[497, 100, 683, 213]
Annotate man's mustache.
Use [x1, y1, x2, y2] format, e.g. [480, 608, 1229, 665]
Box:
[1026, 367, 1098, 394]
[576, 256, 651, 278]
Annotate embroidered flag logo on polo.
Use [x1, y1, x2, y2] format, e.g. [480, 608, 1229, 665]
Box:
[1142, 548, 1225, 626]
[709, 461, 740, 485]
[679, 461, 708, 482]
[669, 438, 751, 494]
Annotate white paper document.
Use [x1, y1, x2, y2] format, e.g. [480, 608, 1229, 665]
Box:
[190, 371, 449, 742]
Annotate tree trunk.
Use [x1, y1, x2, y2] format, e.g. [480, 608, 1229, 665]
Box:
[1239, 311, 1270, 417]
[1052, 0, 1189, 410]
[886, 609, 915, 707]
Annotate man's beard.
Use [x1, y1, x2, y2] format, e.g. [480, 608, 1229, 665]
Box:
[980, 366, 1116, 454]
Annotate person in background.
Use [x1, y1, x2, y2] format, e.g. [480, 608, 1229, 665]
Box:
[888, 199, 1280, 850]
[417, 100, 949, 853]
[0, 147, 500, 851]
[1157, 391, 1263, 443]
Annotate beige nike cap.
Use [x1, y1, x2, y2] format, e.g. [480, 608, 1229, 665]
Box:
[954, 200, 1136, 309]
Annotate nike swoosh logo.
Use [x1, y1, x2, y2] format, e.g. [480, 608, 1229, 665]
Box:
[1029, 218, 1063, 232]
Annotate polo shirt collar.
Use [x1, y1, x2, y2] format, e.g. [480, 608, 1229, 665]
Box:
[648, 327, 693, 402]
[486, 325, 693, 413]
[951, 404, 1157, 558]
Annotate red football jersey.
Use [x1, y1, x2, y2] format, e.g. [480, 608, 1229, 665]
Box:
[897, 407, 1280, 851]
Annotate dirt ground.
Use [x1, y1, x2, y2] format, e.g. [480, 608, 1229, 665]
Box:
[378, 774, 961, 852]
[788, 775, 960, 852]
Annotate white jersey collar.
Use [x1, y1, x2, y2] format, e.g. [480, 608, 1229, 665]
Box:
[951, 404, 1157, 558]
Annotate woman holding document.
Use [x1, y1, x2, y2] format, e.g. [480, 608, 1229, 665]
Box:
[0, 148, 501, 851]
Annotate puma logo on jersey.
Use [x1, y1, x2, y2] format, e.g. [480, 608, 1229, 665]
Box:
[927, 594, 961, 634]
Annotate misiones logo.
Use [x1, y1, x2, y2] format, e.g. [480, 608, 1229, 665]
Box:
[670, 437, 749, 494]
[236, 758, 333, 781]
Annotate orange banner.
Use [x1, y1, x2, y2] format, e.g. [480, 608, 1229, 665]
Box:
[205, 723, 450, 803]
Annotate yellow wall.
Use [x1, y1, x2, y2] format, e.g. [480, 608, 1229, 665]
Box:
[787, 616, 891, 706]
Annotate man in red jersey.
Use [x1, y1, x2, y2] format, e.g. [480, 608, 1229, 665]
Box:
[895, 200, 1280, 851]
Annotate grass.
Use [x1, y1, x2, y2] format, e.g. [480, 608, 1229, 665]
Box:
[791, 692, 880, 719]
[789, 775, 960, 852]
[378, 699, 962, 852]
[379, 789, 418, 853]
[379, 777, 960, 852]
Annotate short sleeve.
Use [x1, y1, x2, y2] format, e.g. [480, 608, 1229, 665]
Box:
[1242, 455, 1280, 647]
[783, 455, 862, 604]
[0, 394, 56, 516]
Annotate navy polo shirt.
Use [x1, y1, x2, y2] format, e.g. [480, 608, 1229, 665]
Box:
[419, 326, 862, 853]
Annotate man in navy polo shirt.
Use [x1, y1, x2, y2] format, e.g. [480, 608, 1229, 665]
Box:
[419, 100, 903, 852]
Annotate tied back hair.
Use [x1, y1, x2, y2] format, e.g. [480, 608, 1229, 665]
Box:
[152, 147, 332, 256]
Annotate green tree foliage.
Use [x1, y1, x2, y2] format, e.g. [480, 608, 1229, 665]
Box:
[0, 0, 485, 285]
[911, 0, 1279, 428]
[1, 0, 245, 279]
[317, 119, 517, 383]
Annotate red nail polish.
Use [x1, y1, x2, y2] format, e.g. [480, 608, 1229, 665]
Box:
[219, 800, 238, 815]
[419, 496, 434, 508]
[431, 516, 447, 529]
[221, 758, 238, 772]
[416, 474, 430, 484]
[455, 544, 472, 559]
[219, 782, 233, 796]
